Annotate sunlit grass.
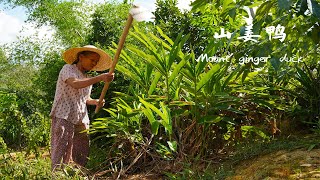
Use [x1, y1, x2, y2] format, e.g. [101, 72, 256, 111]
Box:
[0, 148, 89, 179]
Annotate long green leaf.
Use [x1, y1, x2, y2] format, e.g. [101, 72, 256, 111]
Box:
[117, 65, 147, 90]
[127, 45, 166, 75]
[130, 28, 157, 52]
[149, 33, 172, 51]
[198, 115, 224, 124]
[142, 108, 160, 135]
[167, 34, 183, 71]
[168, 58, 187, 86]
[148, 72, 162, 95]
[160, 102, 172, 134]
[222, 0, 235, 13]
[140, 98, 172, 134]
[221, 68, 237, 90]
[139, 98, 166, 120]
[156, 26, 174, 45]
[145, 63, 154, 83]
[196, 64, 221, 92]
[255, 1, 273, 21]
[135, 27, 157, 51]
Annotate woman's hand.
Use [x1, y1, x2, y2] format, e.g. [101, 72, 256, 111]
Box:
[66, 73, 115, 89]
[87, 98, 105, 107]
[98, 73, 114, 83]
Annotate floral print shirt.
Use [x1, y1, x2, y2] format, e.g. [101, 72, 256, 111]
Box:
[50, 64, 92, 125]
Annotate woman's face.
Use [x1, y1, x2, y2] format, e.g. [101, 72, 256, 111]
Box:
[79, 52, 100, 71]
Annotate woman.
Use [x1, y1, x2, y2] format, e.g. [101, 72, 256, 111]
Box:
[50, 45, 114, 170]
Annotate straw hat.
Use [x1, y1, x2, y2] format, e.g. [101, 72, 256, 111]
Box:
[63, 45, 113, 71]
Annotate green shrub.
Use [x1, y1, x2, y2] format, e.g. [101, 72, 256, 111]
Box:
[0, 91, 50, 152]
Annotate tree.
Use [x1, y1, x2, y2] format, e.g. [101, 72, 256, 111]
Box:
[2, 0, 93, 46]
[154, 0, 244, 56]
[87, 2, 130, 47]
[0, 48, 8, 75]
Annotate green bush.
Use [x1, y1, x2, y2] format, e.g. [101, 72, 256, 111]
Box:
[0, 91, 50, 152]
[0, 151, 88, 179]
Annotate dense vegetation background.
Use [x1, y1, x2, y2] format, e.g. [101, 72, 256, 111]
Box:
[0, 0, 320, 178]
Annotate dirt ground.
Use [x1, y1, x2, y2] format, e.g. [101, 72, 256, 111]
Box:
[227, 148, 320, 179]
[4, 146, 320, 179]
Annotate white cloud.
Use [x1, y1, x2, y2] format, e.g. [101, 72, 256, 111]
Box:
[133, 0, 192, 12]
[20, 23, 55, 41]
[177, 0, 192, 11]
[0, 12, 23, 45]
[90, 0, 106, 3]
[0, 11, 55, 45]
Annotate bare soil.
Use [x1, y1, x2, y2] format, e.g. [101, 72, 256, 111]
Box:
[227, 148, 320, 179]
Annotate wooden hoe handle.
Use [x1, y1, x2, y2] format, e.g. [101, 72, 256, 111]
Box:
[95, 14, 134, 113]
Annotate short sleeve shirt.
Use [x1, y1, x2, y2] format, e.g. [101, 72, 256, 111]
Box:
[50, 64, 92, 125]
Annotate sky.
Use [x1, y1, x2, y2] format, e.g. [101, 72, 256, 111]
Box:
[0, 0, 192, 45]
